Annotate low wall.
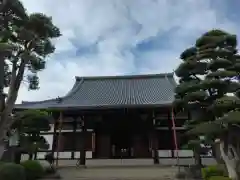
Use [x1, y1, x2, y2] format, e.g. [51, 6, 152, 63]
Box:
[158, 150, 211, 158]
[22, 150, 211, 160]
[21, 151, 93, 160]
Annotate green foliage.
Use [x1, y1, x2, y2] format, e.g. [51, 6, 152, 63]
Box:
[208, 59, 233, 71]
[11, 110, 51, 156]
[174, 28, 240, 135]
[180, 47, 197, 60]
[20, 135, 49, 152]
[216, 110, 240, 124]
[175, 61, 208, 77]
[196, 29, 236, 48]
[1, 0, 61, 90]
[206, 71, 239, 79]
[201, 165, 226, 180]
[183, 139, 202, 149]
[187, 122, 225, 136]
[175, 80, 201, 95]
[210, 96, 240, 115]
[0, 163, 26, 180]
[209, 176, 232, 180]
[0, 0, 61, 153]
[21, 160, 44, 180]
[184, 91, 207, 102]
[13, 110, 51, 132]
[174, 29, 240, 171]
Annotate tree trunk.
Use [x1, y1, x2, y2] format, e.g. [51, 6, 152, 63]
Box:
[151, 130, 159, 164]
[194, 150, 203, 167]
[153, 149, 159, 164]
[14, 148, 21, 164]
[28, 153, 33, 160]
[212, 141, 224, 164]
[0, 141, 5, 160]
[220, 141, 239, 180]
[0, 60, 26, 160]
[34, 152, 37, 160]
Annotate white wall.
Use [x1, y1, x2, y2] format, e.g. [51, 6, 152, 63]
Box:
[158, 150, 193, 157]
[35, 151, 93, 159]
[42, 134, 53, 150]
[157, 150, 212, 158]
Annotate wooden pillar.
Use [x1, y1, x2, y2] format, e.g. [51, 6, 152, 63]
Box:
[168, 111, 174, 158]
[79, 117, 86, 166]
[55, 111, 63, 167]
[171, 108, 179, 164]
[92, 132, 96, 158]
[71, 117, 77, 159]
[152, 111, 159, 164]
[51, 114, 57, 155]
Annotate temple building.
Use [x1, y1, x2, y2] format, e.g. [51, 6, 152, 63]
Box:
[15, 73, 200, 163]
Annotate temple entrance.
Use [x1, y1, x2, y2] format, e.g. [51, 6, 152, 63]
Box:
[110, 114, 134, 158]
[95, 110, 152, 159]
[111, 130, 133, 158]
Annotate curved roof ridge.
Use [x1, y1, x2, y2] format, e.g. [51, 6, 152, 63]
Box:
[62, 77, 85, 100]
[75, 72, 174, 81]
[21, 98, 57, 105]
[20, 77, 85, 105]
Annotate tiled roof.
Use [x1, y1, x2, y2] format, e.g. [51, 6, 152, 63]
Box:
[15, 73, 177, 110]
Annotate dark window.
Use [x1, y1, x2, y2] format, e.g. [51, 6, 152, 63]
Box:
[75, 132, 92, 151]
[157, 130, 172, 150]
[53, 132, 93, 151]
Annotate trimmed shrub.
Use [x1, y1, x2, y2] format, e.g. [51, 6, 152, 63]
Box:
[21, 160, 44, 180]
[202, 165, 226, 180]
[209, 176, 232, 180]
[0, 161, 5, 166]
[0, 163, 26, 180]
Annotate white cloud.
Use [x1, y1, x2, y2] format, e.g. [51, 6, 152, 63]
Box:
[16, 0, 239, 103]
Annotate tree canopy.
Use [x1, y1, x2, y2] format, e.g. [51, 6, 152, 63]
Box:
[174, 29, 240, 179]
[0, 0, 61, 148]
[11, 110, 52, 159]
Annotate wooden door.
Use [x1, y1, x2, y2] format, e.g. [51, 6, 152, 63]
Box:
[96, 134, 111, 158]
[133, 134, 151, 158]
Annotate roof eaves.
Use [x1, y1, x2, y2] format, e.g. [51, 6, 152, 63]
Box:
[75, 72, 174, 81]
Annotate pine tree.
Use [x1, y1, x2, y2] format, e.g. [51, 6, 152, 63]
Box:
[11, 110, 51, 163]
[0, 0, 61, 159]
[174, 29, 240, 179]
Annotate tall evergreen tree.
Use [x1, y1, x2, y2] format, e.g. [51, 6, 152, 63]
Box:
[174, 29, 240, 180]
[0, 0, 61, 158]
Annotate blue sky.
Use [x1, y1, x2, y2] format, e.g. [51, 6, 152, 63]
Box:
[17, 0, 240, 102]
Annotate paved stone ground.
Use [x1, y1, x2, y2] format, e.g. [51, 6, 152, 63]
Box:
[55, 158, 216, 167]
[53, 159, 215, 180]
[58, 166, 181, 180]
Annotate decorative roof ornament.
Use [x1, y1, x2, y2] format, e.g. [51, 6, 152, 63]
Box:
[56, 96, 62, 103]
